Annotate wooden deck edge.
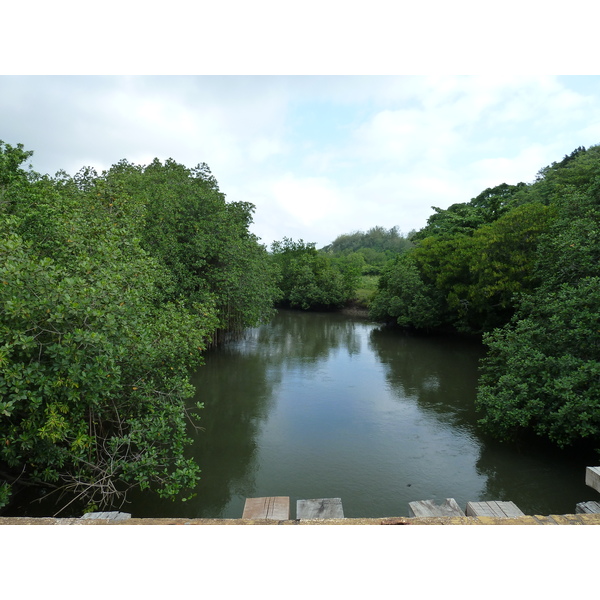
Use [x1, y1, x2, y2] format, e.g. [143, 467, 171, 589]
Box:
[2, 514, 600, 525]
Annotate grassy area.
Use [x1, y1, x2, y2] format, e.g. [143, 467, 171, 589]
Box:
[354, 275, 379, 308]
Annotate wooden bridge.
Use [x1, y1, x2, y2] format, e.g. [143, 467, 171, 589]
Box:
[580, 465, 600, 513]
[240, 496, 529, 520]
[240, 465, 600, 520]
[10, 465, 595, 525]
[242, 496, 345, 520]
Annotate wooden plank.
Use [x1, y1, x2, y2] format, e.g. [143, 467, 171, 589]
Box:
[466, 501, 524, 518]
[242, 497, 290, 520]
[493, 501, 525, 518]
[296, 498, 344, 519]
[465, 502, 499, 518]
[408, 498, 465, 518]
[585, 466, 600, 494]
[576, 501, 600, 514]
[81, 511, 131, 520]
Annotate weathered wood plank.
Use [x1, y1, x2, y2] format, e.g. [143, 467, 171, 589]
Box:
[408, 498, 465, 518]
[576, 500, 600, 514]
[242, 497, 290, 520]
[585, 466, 600, 494]
[296, 498, 344, 519]
[491, 501, 524, 517]
[80, 511, 131, 520]
[465, 501, 524, 518]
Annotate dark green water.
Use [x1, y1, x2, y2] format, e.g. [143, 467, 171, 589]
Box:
[7, 309, 596, 518]
[126, 309, 595, 519]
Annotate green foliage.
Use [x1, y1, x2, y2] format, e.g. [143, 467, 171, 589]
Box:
[354, 275, 379, 306]
[0, 142, 279, 513]
[369, 253, 444, 329]
[0, 192, 211, 511]
[534, 184, 600, 290]
[531, 145, 600, 203]
[477, 277, 600, 448]
[270, 238, 354, 310]
[368, 143, 600, 451]
[322, 226, 413, 276]
[412, 183, 527, 242]
[412, 202, 553, 331]
[476, 168, 600, 450]
[0, 482, 10, 509]
[102, 158, 278, 333]
[0, 140, 34, 189]
[371, 179, 555, 333]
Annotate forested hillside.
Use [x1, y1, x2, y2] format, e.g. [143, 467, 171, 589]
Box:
[0, 141, 278, 512]
[369, 145, 600, 452]
[321, 226, 414, 276]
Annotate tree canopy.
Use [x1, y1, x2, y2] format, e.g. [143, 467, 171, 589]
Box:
[368, 144, 600, 452]
[321, 226, 413, 276]
[0, 141, 278, 513]
[269, 237, 356, 310]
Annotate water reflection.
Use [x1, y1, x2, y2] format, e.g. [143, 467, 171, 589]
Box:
[175, 312, 495, 517]
[128, 310, 367, 518]
[253, 309, 362, 364]
[368, 325, 594, 514]
[368, 326, 484, 433]
[473, 437, 595, 515]
[125, 344, 278, 518]
[8, 309, 596, 518]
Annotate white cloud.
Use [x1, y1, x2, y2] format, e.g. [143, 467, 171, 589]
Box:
[248, 138, 286, 163]
[466, 144, 551, 189]
[271, 175, 344, 227]
[2, 75, 600, 250]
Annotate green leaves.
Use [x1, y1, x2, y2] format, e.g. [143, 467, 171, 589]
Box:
[477, 276, 600, 448]
[105, 158, 278, 333]
[365, 143, 600, 452]
[0, 143, 277, 513]
[270, 237, 352, 310]
[369, 253, 443, 329]
[475, 154, 600, 452]
[0, 140, 34, 189]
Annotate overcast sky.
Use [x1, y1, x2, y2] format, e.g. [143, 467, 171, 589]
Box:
[2, 75, 600, 248]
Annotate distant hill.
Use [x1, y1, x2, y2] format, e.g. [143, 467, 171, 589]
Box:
[320, 226, 414, 276]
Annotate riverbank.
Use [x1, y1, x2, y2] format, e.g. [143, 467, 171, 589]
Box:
[340, 302, 371, 318]
[2, 513, 600, 525]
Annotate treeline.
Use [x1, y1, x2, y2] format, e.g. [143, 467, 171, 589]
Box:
[321, 226, 414, 275]
[369, 145, 600, 452]
[268, 227, 413, 310]
[0, 142, 279, 512]
[3, 138, 599, 511]
[269, 238, 359, 310]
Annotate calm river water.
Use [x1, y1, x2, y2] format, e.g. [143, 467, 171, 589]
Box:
[7, 309, 596, 518]
[125, 308, 595, 519]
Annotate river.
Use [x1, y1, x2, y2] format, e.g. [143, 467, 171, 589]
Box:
[125, 308, 594, 519]
[7, 309, 596, 518]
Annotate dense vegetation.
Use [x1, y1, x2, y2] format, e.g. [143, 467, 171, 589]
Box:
[0, 141, 278, 513]
[268, 227, 414, 311]
[369, 145, 600, 452]
[2, 137, 599, 513]
[321, 226, 414, 276]
[269, 237, 361, 310]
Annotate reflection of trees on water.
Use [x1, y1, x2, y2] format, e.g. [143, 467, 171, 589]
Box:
[368, 326, 485, 433]
[123, 347, 277, 518]
[473, 434, 596, 515]
[252, 309, 362, 365]
[186, 348, 278, 517]
[368, 326, 594, 515]
[128, 309, 364, 518]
